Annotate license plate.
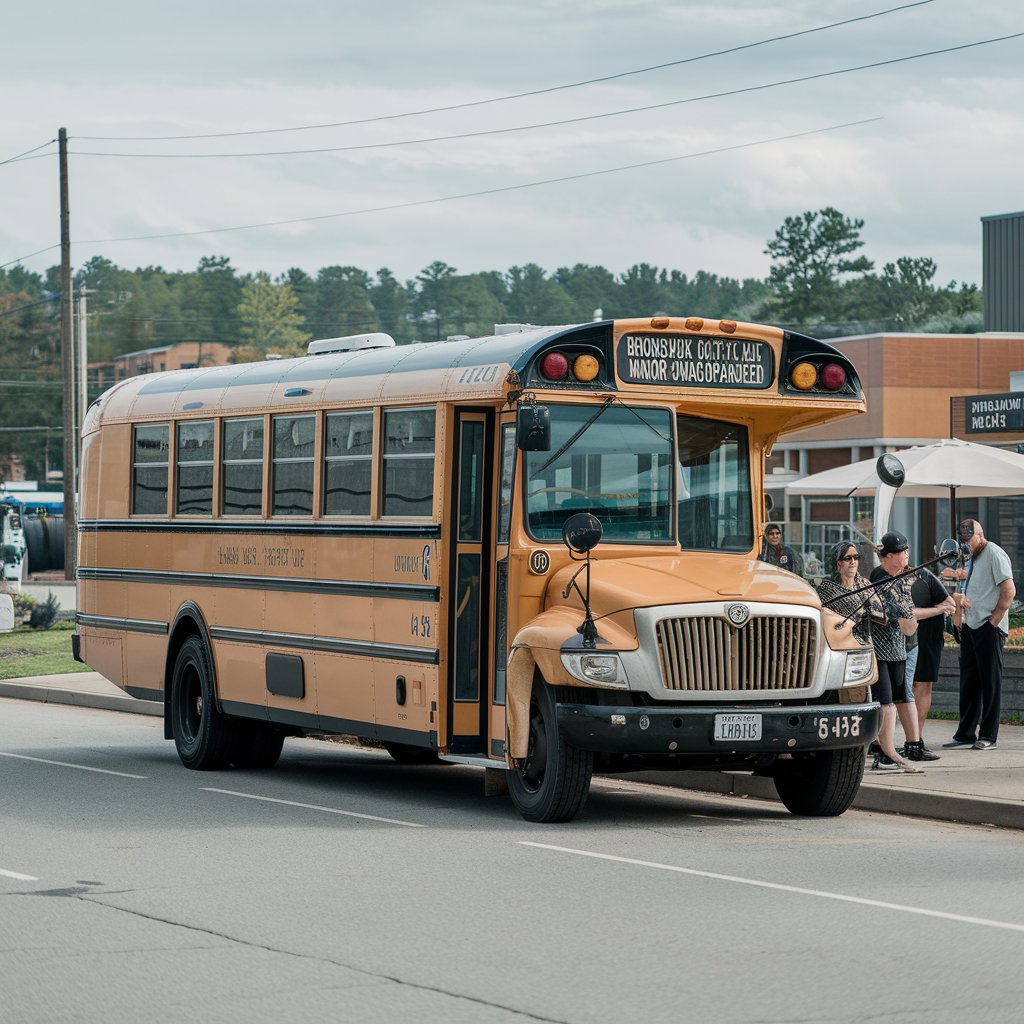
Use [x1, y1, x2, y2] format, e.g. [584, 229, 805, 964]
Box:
[814, 714, 863, 742]
[714, 713, 762, 742]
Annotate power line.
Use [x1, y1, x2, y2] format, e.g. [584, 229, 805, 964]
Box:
[0, 296, 59, 319]
[73, 118, 882, 245]
[66, 32, 1024, 161]
[0, 139, 56, 166]
[0, 246, 62, 272]
[72, 1, 934, 143]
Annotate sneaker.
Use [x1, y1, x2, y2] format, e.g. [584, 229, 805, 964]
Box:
[870, 755, 902, 773]
[905, 741, 940, 762]
[972, 739, 997, 750]
[942, 737, 976, 748]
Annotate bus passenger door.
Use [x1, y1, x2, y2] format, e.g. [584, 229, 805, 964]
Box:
[447, 410, 493, 754]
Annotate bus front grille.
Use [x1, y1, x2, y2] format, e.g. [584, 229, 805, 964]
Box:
[656, 615, 816, 692]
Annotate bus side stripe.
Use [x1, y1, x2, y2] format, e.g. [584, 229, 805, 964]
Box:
[77, 518, 441, 539]
[75, 613, 169, 635]
[209, 626, 439, 665]
[77, 567, 439, 602]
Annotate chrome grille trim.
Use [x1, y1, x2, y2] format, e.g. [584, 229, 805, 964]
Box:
[656, 614, 817, 692]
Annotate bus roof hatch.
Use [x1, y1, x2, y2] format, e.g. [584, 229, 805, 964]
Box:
[307, 332, 396, 355]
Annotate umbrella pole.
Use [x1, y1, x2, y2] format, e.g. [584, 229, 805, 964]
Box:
[949, 485, 956, 540]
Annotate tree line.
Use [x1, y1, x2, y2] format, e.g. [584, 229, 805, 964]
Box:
[0, 208, 984, 480]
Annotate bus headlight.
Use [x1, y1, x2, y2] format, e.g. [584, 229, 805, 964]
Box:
[843, 650, 874, 685]
[560, 652, 628, 688]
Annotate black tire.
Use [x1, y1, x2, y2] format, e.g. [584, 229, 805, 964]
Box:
[507, 680, 592, 823]
[170, 636, 237, 770]
[383, 742, 441, 765]
[232, 721, 285, 769]
[772, 745, 865, 816]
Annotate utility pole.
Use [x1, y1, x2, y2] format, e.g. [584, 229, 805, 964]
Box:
[59, 127, 77, 581]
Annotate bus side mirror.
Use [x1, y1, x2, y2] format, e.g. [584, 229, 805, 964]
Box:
[876, 453, 905, 489]
[517, 404, 551, 451]
[562, 512, 603, 554]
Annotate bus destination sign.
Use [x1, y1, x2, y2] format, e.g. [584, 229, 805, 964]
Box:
[964, 392, 1024, 433]
[616, 333, 773, 389]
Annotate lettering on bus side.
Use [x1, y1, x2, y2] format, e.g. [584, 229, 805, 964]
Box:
[394, 544, 432, 581]
[457, 364, 500, 385]
[615, 333, 773, 389]
[216, 544, 307, 570]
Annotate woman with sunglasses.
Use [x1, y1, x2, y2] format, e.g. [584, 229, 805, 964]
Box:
[817, 541, 922, 774]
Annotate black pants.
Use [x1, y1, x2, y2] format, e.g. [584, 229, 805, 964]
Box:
[957, 622, 1005, 742]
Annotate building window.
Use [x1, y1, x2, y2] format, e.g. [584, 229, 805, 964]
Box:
[176, 420, 214, 515]
[132, 424, 169, 515]
[324, 410, 373, 517]
[382, 407, 435, 517]
[272, 415, 315, 516]
[222, 418, 264, 516]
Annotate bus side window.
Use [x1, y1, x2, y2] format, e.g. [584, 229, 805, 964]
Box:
[222, 417, 265, 516]
[382, 407, 435, 517]
[272, 415, 315, 516]
[176, 420, 214, 515]
[132, 423, 170, 515]
[324, 410, 373, 517]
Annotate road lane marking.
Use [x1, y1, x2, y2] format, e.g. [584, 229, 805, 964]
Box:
[0, 751, 147, 779]
[521, 842, 1024, 934]
[0, 868, 39, 881]
[202, 788, 427, 827]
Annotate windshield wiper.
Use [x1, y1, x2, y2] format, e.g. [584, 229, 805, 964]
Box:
[535, 396, 615, 475]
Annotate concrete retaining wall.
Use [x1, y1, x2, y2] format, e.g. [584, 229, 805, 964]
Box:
[932, 647, 1024, 719]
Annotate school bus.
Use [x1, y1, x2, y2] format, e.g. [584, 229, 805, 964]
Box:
[74, 316, 879, 822]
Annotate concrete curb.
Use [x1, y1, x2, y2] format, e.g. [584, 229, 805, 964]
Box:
[630, 769, 1024, 832]
[0, 680, 162, 717]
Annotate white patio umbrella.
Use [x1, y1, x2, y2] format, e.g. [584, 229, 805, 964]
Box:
[787, 438, 1024, 540]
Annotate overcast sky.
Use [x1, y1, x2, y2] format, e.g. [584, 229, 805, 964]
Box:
[3, 0, 1022, 290]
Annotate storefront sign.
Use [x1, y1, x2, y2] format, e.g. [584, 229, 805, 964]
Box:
[616, 333, 773, 389]
[964, 392, 1024, 433]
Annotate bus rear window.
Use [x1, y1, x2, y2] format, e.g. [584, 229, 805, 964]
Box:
[383, 408, 435, 517]
[132, 424, 169, 515]
[677, 415, 753, 551]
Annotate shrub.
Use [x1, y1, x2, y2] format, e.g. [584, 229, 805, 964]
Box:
[29, 591, 60, 630]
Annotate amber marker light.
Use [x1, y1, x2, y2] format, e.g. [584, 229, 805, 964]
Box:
[790, 361, 818, 390]
[572, 354, 600, 382]
[719, 320, 737, 334]
[650, 316, 670, 328]
[684, 317, 704, 331]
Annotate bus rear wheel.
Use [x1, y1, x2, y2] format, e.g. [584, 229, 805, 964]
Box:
[232, 722, 285, 769]
[170, 636, 237, 771]
[772, 746, 865, 816]
[507, 680, 592, 823]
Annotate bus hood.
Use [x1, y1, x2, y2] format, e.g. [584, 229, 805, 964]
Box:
[547, 552, 819, 619]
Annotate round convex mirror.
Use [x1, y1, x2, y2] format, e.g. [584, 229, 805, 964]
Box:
[876, 453, 905, 489]
[562, 512, 603, 554]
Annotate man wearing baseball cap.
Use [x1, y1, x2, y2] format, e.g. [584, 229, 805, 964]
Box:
[866, 532, 925, 772]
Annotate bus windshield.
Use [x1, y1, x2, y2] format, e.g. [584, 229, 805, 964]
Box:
[524, 405, 674, 543]
[676, 414, 753, 552]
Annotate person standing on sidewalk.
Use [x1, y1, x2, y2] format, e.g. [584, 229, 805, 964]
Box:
[944, 519, 1016, 751]
[759, 523, 801, 575]
[867, 532, 925, 773]
[907, 565, 956, 758]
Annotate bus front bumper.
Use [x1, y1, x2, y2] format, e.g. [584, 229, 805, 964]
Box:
[556, 700, 881, 755]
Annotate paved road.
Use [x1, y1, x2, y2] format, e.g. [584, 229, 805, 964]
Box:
[2, 700, 1023, 1024]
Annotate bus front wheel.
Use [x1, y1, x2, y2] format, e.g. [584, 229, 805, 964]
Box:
[507, 680, 592, 823]
[170, 636, 237, 771]
[772, 745, 865, 816]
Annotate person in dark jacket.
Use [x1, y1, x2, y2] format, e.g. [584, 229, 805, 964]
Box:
[759, 523, 801, 575]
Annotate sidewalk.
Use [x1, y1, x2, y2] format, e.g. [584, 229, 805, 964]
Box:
[1, 672, 1021, 829]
